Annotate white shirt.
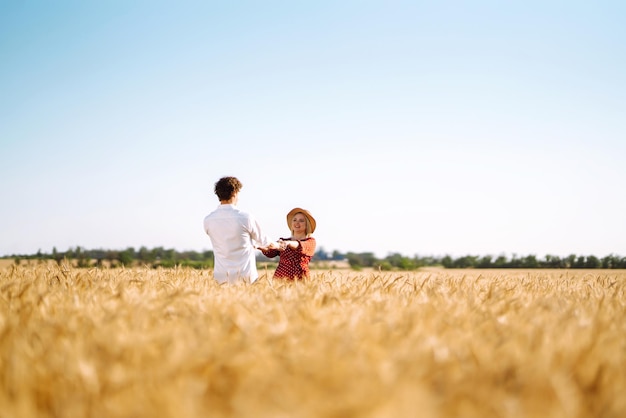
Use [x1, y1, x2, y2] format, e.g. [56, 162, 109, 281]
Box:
[203, 204, 271, 284]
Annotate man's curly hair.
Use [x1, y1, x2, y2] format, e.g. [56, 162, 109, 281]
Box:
[214, 176, 243, 201]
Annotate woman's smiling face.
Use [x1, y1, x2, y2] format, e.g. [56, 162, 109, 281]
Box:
[291, 213, 307, 234]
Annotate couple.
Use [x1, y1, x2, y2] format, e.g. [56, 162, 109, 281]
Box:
[203, 176, 316, 284]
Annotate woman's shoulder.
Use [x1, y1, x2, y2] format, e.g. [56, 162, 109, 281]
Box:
[291, 236, 315, 241]
[301, 236, 316, 244]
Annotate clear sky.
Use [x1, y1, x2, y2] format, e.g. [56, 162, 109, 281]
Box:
[1, 1, 625, 259]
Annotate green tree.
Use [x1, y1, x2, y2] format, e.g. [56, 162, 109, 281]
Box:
[75, 246, 91, 268]
[52, 247, 64, 265]
[385, 253, 416, 270]
[494, 254, 508, 268]
[138, 246, 156, 265]
[565, 254, 577, 268]
[118, 248, 135, 267]
[453, 255, 478, 268]
[477, 255, 493, 268]
[544, 254, 562, 268]
[573, 256, 586, 269]
[346, 252, 377, 269]
[521, 255, 538, 268]
[585, 255, 600, 269]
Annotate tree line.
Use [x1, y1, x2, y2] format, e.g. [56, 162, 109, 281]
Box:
[5, 246, 626, 270]
[10, 247, 215, 269]
[338, 252, 626, 270]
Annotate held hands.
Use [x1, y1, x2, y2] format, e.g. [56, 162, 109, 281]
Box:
[268, 241, 283, 250]
[271, 240, 288, 251]
[258, 240, 288, 251]
[272, 240, 290, 250]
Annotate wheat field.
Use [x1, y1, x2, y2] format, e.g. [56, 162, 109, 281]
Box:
[1, 263, 624, 418]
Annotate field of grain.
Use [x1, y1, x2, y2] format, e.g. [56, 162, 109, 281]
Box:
[1, 264, 625, 418]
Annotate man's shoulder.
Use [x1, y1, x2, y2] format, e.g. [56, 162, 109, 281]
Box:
[230, 205, 249, 214]
[233, 207, 255, 221]
[204, 208, 221, 220]
[205, 205, 254, 220]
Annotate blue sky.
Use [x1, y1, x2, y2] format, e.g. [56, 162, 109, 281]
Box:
[1, 1, 625, 259]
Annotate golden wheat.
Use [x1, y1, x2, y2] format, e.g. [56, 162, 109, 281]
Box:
[1, 264, 624, 418]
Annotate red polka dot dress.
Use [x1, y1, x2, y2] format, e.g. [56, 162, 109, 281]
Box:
[261, 237, 316, 280]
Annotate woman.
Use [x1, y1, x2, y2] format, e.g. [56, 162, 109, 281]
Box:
[261, 208, 317, 280]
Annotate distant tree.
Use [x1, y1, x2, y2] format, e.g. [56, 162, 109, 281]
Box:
[118, 249, 134, 267]
[346, 252, 377, 269]
[521, 255, 538, 269]
[565, 254, 577, 268]
[52, 247, 64, 265]
[601, 255, 614, 269]
[345, 253, 363, 269]
[453, 255, 478, 268]
[417, 256, 438, 267]
[544, 254, 563, 268]
[477, 255, 493, 268]
[203, 250, 214, 261]
[90, 249, 106, 267]
[376, 261, 393, 271]
[509, 254, 522, 268]
[493, 254, 508, 268]
[163, 248, 176, 263]
[573, 256, 586, 269]
[384, 253, 417, 270]
[151, 247, 165, 262]
[75, 246, 91, 268]
[585, 255, 600, 269]
[105, 250, 119, 267]
[138, 246, 156, 264]
[441, 255, 453, 268]
[600, 254, 625, 269]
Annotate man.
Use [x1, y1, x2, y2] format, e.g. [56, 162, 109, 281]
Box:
[203, 176, 273, 284]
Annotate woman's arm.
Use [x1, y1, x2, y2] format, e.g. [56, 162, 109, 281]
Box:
[279, 238, 316, 256]
[258, 241, 282, 258]
[299, 238, 316, 257]
[260, 248, 280, 258]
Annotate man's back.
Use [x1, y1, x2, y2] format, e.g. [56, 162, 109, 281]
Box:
[204, 204, 268, 284]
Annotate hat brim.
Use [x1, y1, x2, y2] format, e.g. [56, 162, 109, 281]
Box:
[286, 208, 316, 233]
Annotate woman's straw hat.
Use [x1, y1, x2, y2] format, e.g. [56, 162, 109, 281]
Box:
[286, 208, 316, 233]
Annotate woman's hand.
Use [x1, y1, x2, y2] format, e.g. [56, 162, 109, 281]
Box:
[258, 241, 281, 250]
